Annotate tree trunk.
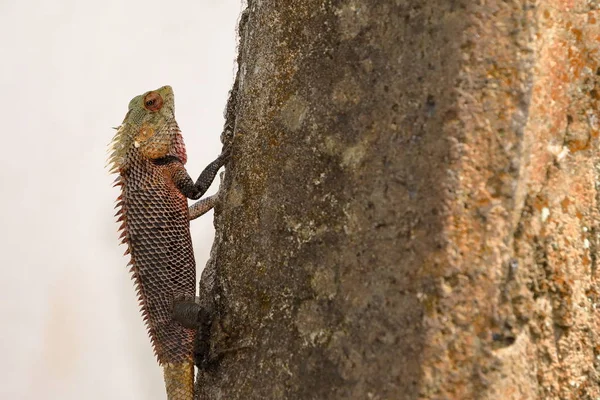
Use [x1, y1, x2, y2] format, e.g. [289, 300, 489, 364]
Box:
[196, 1, 600, 399]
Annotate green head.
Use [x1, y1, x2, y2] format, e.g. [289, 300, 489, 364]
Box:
[108, 86, 184, 173]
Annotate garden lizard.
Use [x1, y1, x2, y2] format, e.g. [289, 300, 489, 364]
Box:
[108, 86, 228, 400]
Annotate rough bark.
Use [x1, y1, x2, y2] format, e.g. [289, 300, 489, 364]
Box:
[196, 1, 600, 399]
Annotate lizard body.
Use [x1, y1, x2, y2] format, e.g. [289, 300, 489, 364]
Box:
[108, 86, 227, 400]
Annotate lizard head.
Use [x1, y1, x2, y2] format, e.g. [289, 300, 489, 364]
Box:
[108, 85, 186, 173]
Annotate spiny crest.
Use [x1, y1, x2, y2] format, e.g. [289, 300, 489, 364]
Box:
[115, 203, 162, 361]
[111, 206, 158, 353]
[130, 253, 163, 362]
[107, 124, 130, 174]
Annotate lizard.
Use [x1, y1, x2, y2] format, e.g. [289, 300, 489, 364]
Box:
[108, 85, 229, 400]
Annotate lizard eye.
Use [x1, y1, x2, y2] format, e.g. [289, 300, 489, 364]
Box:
[143, 92, 163, 112]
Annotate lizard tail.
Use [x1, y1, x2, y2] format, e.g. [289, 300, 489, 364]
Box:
[163, 362, 195, 400]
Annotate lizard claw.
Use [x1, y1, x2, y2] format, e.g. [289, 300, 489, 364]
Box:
[218, 141, 233, 163]
[216, 171, 226, 197]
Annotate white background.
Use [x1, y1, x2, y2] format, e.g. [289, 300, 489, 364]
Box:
[0, 1, 241, 398]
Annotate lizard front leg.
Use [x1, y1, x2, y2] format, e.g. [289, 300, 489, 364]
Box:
[170, 148, 229, 199]
[189, 195, 218, 221]
[188, 172, 226, 221]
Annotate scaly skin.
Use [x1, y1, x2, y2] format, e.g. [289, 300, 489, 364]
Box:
[108, 86, 228, 400]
